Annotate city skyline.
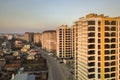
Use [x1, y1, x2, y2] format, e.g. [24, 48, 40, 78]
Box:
[0, 0, 120, 33]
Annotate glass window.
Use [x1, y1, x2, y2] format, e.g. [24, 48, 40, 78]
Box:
[105, 32, 110, 37]
[105, 56, 109, 60]
[98, 21, 101, 26]
[111, 73, 115, 77]
[111, 21, 116, 25]
[105, 38, 110, 43]
[98, 33, 101, 37]
[111, 27, 116, 31]
[98, 27, 100, 31]
[105, 74, 110, 78]
[88, 68, 95, 72]
[88, 74, 95, 78]
[88, 27, 95, 31]
[98, 68, 101, 72]
[105, 26, 110, 31]
[105, 68, 110, 72]
[88, 50, 95, 54]
[111, 32, 116, 37]
[111, 38, 116, 42]
[105, 50, 110, 54]
[111, 56, 115, 60]
[88, 21, 95, 25]
[105, 62, 110, 66]
[88, 56, 95, 60]
[105, 20, 110, 25]
[98, 45, 101, 49]
[88, 38, 95, 43]
[88, 44, 95, 49]
[111, 61, 115, 66]
[88, 32, 95, 37]
[98, 39, 101, 43]
[105, 44, 110, 49]
[88, 62, 95, 66]
[111, 44, 116, 48]
[111, 67, 115, 71]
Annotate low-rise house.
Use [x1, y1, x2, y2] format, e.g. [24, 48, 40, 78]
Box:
[4, 64, 20, 72]
[0, 59, 6, 71]
[26, 54, 35, 60]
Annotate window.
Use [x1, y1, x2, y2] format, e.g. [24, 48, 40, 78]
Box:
[105, 20, 110, 25]
[88, 27, 95, 31]
[105, 62, 110, 66]
[105, 32, 110, 37]
[98, 74, 101, 78]
[111, 38, 116, 42]
[98, 57, 101, 61]
[98, 39, 101, 43]
[111, 50, 115, 54]
[98, 68, 101, 72]
[111, 67, 115, 71]
[111, 79, 115, 80]
[111, 44, 116, 48]
[88, 50, 95, 54]
[88, 68, 95, 72]
[98, 27, 100, 31]
[88, 74, 95, 78]
[105, 38, 110, 43]
[98, 33, 101, 37]
[111, 73, 115, 77]
[88, 56, 95, 60]
[111, 27, 116, 31]
[105, 68, 110, 72]
[88, 38, 95, 43]
[111, 61, 115, 66]
[105, 74, 110, 78]
[98, 21, 101, 26]
[111, 21, 116, 25]
[111, 32, 116, 37]
[88, 44, 95, 49]
[105, 44, 110, 49]
[105, 26, 110, 31]
[88, 32, 95, 37]
[88, 62, 95, 66]
[105, 50, 110, 54]
[105, 56, 109, 60]
[111, 56, 115, 60]
[98, 45, 101, 49]
[88, 21, 95, 25]
[98, 51, 101, 55]
[98, 62, 101, 67]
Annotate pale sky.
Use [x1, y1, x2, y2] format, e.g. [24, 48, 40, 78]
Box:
[0, 0, 120, 33]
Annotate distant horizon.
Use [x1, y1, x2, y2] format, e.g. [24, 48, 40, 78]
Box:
[0, 0, 120, 33]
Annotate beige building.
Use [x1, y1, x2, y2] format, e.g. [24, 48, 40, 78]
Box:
[24, 32, 34, 42]
[74, 13, 120, 80]
[41, 30, 56, 52]
[56, 25, 73, 59]
[34, 33, 41, 44]
[56, 13, 120, 80]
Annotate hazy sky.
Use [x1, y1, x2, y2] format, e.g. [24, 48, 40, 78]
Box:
[0, 0, 120, 33]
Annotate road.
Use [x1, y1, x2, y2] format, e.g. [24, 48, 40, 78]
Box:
[40, 50, 67, 80]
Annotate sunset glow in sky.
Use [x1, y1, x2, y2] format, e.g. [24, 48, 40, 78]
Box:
[0, 0, 120, 33]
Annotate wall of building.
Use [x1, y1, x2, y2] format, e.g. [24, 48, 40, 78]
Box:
[41, 30, 56, 52]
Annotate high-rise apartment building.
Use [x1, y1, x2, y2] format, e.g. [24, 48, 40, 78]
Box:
[56, 25, 73, 59]
[34, 33, 41, 44]
[41, 30, 56, 52]
[24, 32, 34, 42]
[74, 13, 120, 80]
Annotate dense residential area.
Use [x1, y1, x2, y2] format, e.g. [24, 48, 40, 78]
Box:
[0, 35, 48, 80]
[0, 13, 120, 80]
[0, 31, 73, 80]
